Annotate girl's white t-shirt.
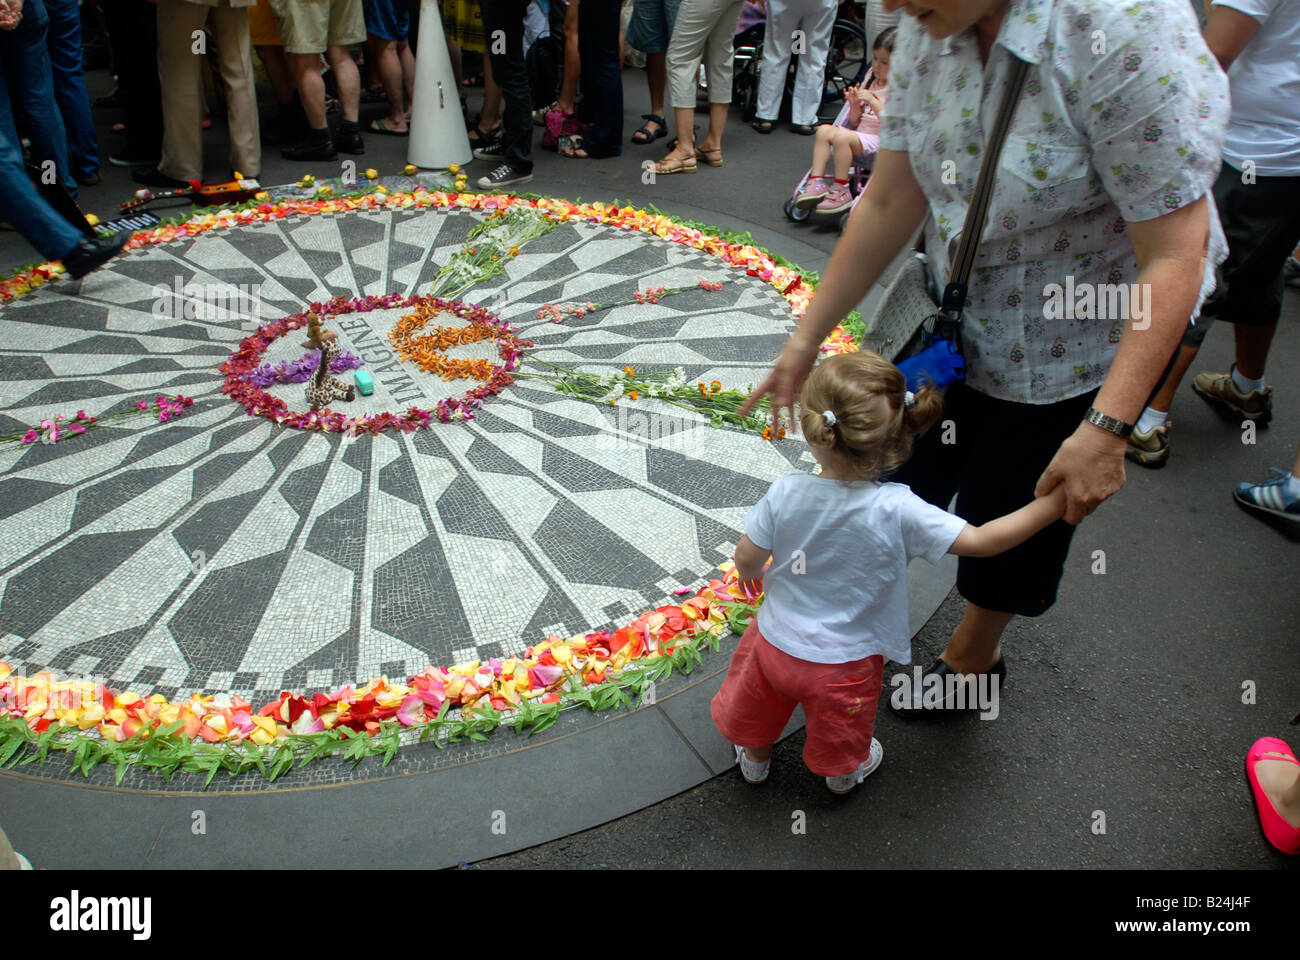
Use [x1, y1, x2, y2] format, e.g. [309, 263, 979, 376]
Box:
[744, 473, 968, 666]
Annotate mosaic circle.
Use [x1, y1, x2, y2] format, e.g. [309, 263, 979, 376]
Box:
[0, 204, 809, 707]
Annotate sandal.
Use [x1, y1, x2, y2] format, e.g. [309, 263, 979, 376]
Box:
[654, 154, 697, 175]
[533, 101, 556, 126]
[1246, 737, 1300, 854]
[369, 118, 409, 136]
[751, 118, 774, 134]
[790, 123, 816, 135]
[694, 145, 723, 167]
[468, 122, 502, 146]
[631, 113, 667, 145]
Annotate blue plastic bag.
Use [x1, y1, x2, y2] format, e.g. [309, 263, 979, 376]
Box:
[895, 338, 965, 392]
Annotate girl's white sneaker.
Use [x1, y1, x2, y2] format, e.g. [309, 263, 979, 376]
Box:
[734, 744, 771, 784]
[826, 738, 884, 795]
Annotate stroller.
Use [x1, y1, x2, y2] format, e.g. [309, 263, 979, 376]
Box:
[782, 66, 876, 233]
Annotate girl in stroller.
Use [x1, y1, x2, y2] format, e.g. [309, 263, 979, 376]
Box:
[793, 25, 894, 216]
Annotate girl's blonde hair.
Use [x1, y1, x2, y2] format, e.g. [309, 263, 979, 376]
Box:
[800, 350, 943, 480]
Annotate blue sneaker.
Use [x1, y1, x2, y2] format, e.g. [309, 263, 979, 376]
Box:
[1233, 467, 1300, 526]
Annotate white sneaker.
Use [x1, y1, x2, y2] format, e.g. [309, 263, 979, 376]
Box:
[825, 738, 883, 794]
[734, 744, 770, 784]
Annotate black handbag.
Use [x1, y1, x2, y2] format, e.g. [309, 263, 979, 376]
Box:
[861, 54, 1031, 391]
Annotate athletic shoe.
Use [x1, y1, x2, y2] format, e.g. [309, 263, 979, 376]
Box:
[794, 177, 832, 211]
[826, 738, 883, 795]
[1284, 256, 1300, 288]
[815, 186, 853, 215]
[1192, 368, 1272, 424]
[733, 744, 770, 784]
[472, 136, 507, 162]
[62, 232, 132, 279]
[476, 163, 533, 189]
[1125, 421, 1171, 468]
[1233, 467, 1300, 526]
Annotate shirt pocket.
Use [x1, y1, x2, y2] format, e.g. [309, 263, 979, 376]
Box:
[999, 135, 1093, 216]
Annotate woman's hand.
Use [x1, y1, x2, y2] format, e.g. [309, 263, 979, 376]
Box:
[738, 335, 820, 431]
[0, 0, 23, 30]
[1034, 422, 1127, 524]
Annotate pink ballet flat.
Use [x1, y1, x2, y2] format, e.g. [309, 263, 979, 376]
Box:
[1245, 736, 1300, 855]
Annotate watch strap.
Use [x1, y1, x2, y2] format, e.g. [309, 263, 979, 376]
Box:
[1085, 407, 1134, 439]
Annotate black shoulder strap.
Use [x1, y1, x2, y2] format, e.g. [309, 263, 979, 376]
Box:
[939, 54, 1031, 318]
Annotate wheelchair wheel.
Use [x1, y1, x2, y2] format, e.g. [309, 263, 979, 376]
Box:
[839, 210, 851, 233]
[784, 198, 812, 223]
[820, 19, 868, 121]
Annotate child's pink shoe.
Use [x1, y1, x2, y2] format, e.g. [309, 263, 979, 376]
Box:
[826, 738, 883, 794]
[1245, 736, 1300, 854]
[815, 186, 853, 215]
[794, 177, 832, 211]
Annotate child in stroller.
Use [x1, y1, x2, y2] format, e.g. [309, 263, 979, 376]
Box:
[787, 26, 894, 222]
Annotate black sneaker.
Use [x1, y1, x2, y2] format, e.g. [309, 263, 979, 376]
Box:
[476, 163, 533, 189]
[472, 137, 507, 162]
[282, 129, 338, 162]
[335, 122, 365, 155]
[63, 231, 131, 279]
[132, 167, 190, 189]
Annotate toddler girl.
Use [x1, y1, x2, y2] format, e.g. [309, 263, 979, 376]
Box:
[711, 351, 1068, 793]
[794, 26, 895, 216]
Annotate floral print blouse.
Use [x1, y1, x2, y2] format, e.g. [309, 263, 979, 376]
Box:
[878, 0, 1229, 403]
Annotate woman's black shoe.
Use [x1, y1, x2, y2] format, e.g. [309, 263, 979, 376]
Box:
[131, 167, 190, 189]
[63, 232, 132, 279]
[889, 656, 1007, 718]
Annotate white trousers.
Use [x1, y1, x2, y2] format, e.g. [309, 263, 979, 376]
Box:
[756, 0, 836, 126]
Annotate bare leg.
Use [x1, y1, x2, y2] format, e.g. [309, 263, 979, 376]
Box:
[832, 129, 862, 180]
[256, 45, 295, 107]
[369, 37, 407, 130]
[1233, 323, 1276, 381]
[325, 44, 360, 124]
[1147, 342, 1199, 413]
[661, 105, 697, 161]
[939, 601, 1014, 675]
[696, 101, 728, 155]
[809, 123, 834, 177]
[643, 51, 667, 137]
[446, 35, 464, 87]
[557, 0, 580, 113]
[479, 54, 502, 129]
[291, 52, 328, 129]
[398, 41, 415, 112]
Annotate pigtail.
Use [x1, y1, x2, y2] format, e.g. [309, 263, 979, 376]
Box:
[901, 385, 944, 437]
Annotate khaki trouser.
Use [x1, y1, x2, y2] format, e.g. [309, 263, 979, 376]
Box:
[667, 0, 743, 109]
[157, 0, 261, 181]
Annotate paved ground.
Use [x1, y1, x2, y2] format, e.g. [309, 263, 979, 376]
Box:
[3, 60, 1298, 870]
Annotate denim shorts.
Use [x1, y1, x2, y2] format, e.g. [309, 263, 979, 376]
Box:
[626, 0, 682, 54]
[362, 0, 409, 41]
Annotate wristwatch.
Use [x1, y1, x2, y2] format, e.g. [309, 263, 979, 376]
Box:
[1084, 407, 1134, 439]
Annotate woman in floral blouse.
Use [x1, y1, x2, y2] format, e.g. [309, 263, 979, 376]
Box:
[743, 0, 1229, 713]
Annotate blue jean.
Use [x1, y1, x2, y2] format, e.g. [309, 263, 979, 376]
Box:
[578, 0, 623, 157]
[44, 0, 99, 179]
[0, 64, 83, 262]
[0, 0, 76, 199]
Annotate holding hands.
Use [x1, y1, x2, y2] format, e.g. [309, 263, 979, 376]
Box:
[0, 0, 22, 31]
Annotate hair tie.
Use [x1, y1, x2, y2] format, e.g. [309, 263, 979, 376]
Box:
[904, 391, 916, 410]
[823, 409, 837, 427]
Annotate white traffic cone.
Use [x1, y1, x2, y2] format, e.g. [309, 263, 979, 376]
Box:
[408, 0, 472, 169]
